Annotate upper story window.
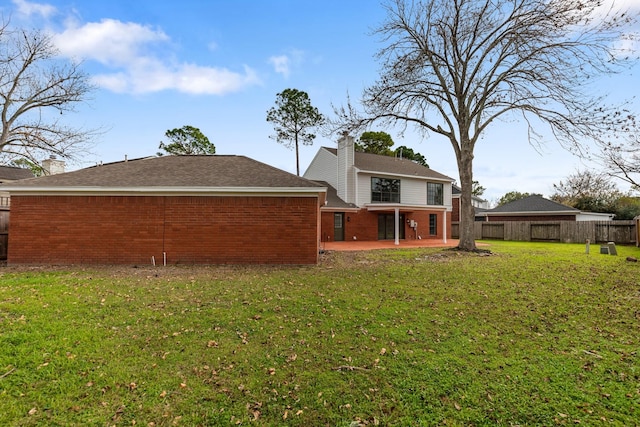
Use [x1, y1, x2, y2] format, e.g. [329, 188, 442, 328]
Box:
[427, 182, 444, 205]
[371, 177, 400, 203]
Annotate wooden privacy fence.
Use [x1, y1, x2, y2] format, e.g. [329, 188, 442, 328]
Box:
[451, 220, 637, 244]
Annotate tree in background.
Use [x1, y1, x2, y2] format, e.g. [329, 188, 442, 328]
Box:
[9, 158, 42, 177]
[0, 24, 96, 167]
[497, 191, 535, 207]
[550, 170, 621, 213]
[394, 145, 428, 167]
[597, 133, 640, 191]
[158, 126, 215, 156]
[356, 131, 430, 167]
[472, 181, 486, 198]
[356, 131, 394, 155]
[611, 196, 640, 220]
[332, 0, 638, 251]
[266, 88, 324, 176]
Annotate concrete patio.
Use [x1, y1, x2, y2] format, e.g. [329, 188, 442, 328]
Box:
[321, 239, 460, 252]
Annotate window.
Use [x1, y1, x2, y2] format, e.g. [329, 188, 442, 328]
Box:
[427, 182, 444, 205]
[429, 214, 437, 235]
[371, 177, 400, 203]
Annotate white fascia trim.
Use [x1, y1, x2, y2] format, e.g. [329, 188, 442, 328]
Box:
[364, 203, 449, 211]
[3, 186, 327, 197]
[357, 169, 454, 182]
[321, 207, 360, 213]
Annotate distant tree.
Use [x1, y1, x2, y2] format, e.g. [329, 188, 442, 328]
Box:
[331, 0, 639, 251]
[9, 158, 42, 177]
[597, 133, 640, 190]
[472, 180, 486, 197]
[551, 170, 621, 213]
[356, 131, 430, 167]
[497, 191, 534, 207]
[394, 145, 428, 167]
[0, 24, 96, 166]
[356, 131, 394, 155]
[266, 88, 324, 176]
[158, 126, 215, 156]
[611, 196, 640, 220]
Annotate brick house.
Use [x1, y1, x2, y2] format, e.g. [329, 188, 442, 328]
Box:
[0, 165, 35, 205]
[451, 184, 489, 222]
[482, 194, 615, 221]
[0, 155, 326, 265]
[0, 165, 35, 260]
[303, 135, 454, 245]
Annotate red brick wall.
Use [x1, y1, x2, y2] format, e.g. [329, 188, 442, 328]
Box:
[451, 196, 460, 222]
[8, 195, 319, 265]
[320, 209, 452, 241]
[320, 212, 335, 242]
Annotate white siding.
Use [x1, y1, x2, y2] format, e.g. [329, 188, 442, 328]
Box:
[442, 183, 452, 209]
[576, 212, 614, 221]
[303, 148, 337, 188]
[337, 137, 356, 204]
[356, 173, 371, 206]
[358, 173, 452, 207]
[402, 178, 427, 205]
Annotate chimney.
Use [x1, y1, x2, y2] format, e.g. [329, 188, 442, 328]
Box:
[42, 155, 66, 175]
[337, 134, 355, 204]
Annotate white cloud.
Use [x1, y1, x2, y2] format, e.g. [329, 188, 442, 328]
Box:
[54, 19, 169, 66]
[94, 60, 260, 95]
[269, 55, 291, 78]
[11, 0, 56, 19]
[51, 18, 260, 95]
[268, 49, 305, 78]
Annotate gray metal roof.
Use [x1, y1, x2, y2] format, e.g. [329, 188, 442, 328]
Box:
[0, 165, 34, 182]
[487, 195, 579, 214]
[324, 148, 453, 181]
[0, 155, 325, 191]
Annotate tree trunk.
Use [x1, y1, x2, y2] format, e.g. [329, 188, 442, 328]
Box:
[457, 143, 477, 251]
[295, 135, 300, 176]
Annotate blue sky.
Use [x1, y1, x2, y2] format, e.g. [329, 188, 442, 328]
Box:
[2, 0, 639, 203]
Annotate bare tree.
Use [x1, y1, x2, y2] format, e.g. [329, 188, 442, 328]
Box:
[598, 133, 640, 190]
[551, 169, 622, 212]
[0, 23, 96, 168]
[332, 0, 638, 251]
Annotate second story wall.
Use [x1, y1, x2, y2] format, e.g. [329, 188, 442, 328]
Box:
[303, 148, 337, 188]
[337, 136, 356, 204]
[357, 172, 452, 208]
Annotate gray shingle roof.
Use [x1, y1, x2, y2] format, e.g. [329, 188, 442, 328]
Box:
[312, 181, 358, 209]
[0, 155, 325, 190]
[0, 165, 35, 182]
[324, 148, 453, 181]
[487, 195, 578, 214]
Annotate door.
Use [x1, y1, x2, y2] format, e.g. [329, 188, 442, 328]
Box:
[377, 213, 405, 240]
[333, 213, 345, 241]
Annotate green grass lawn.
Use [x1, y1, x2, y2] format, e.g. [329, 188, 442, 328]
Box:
[0, 241, 638, 426]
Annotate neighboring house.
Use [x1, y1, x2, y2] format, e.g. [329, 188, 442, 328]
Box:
[303, 135, 454, 245]
[451, 184, 490, 222]
[0, 165, 34, 183]
[0, 165, 35, 207]
[0, 155, 326, 265]
[0, 165, 35, 260]
[482, 194, 615, 221]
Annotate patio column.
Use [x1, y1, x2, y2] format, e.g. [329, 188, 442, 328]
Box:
[394, 207, 400, 246]
[442, 210, 447, 244]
